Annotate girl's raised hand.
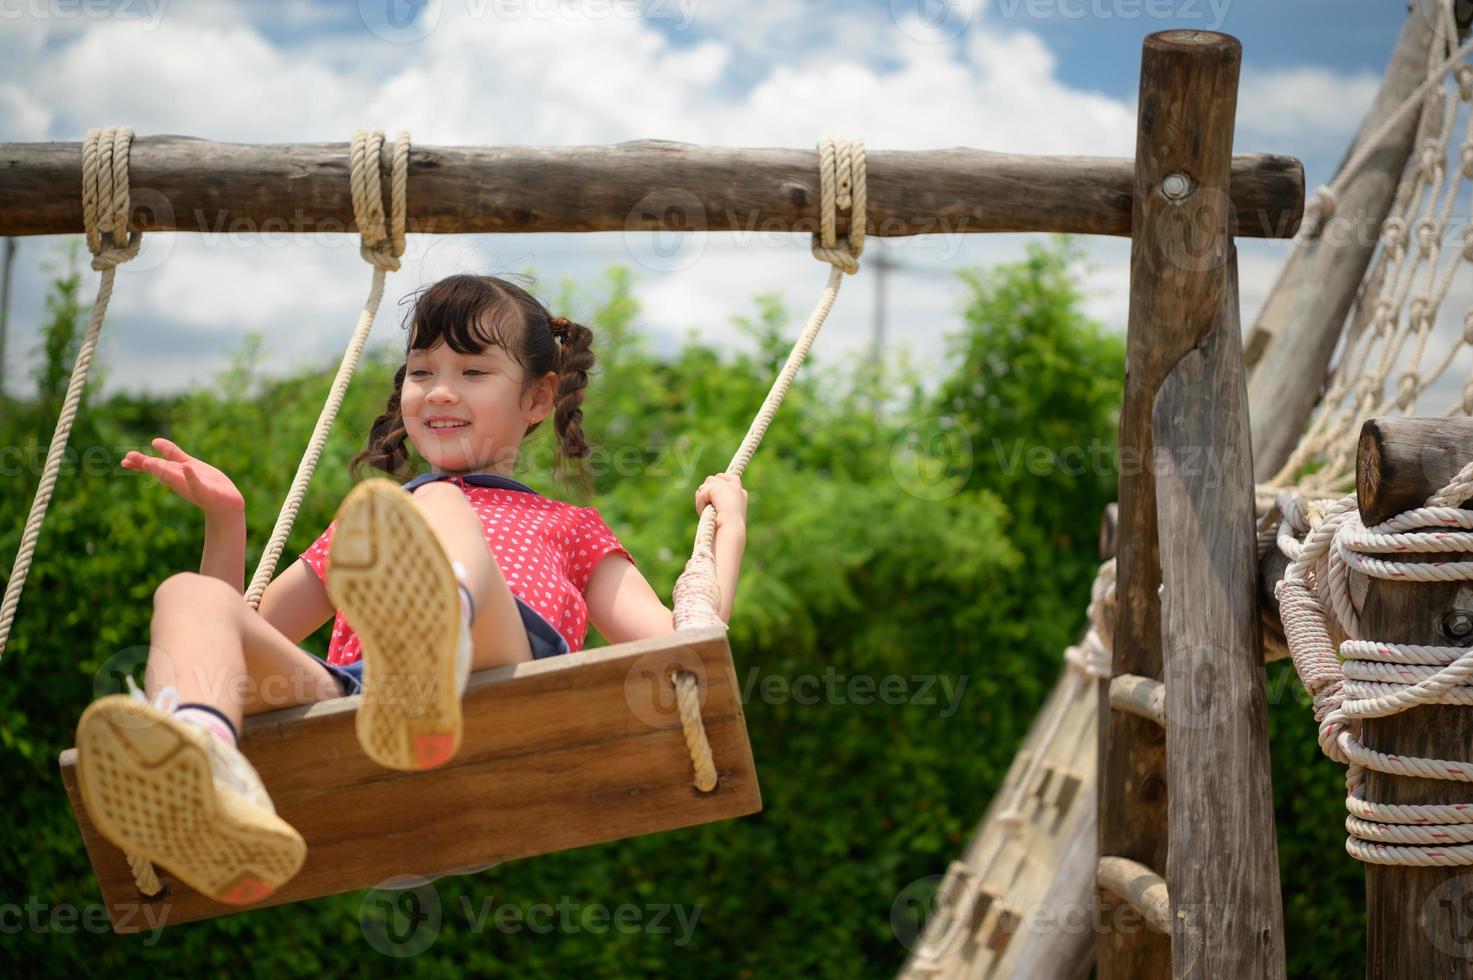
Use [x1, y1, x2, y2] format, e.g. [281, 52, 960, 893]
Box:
[120, 438, 245, 518]
[694, 472, 748, 532]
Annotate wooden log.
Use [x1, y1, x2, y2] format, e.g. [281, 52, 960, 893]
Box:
[1096, 857, 1172, 935]
[1247, 0, 1450, 478]
[1007, 784, 1099, 980]
[1156, 239, 1287, 978]
[1112, 28, 1286, 980]
[1109, 675, 1166, 727]
[1103, 27, 1248, 980]
[0, 137, 1303, 240]
[1357, 416, 1473, 525]
[1355, 421, 1473, 977]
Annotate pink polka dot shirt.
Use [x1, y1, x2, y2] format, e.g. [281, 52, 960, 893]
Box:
[297, 473, 634, 667]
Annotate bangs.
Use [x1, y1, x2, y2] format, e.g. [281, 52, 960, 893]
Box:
[405, 274, 530, 371]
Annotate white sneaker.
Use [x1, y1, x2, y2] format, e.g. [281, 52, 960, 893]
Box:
[74, 678, 307, 905]
[327, 478, 475, 771]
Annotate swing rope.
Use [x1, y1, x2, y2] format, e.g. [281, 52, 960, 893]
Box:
[242, 128, 411, 608]
[0, 126, 142, 664]
[668, 136, 867, 792]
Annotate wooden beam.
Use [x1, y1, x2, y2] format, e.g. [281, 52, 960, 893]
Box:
[1247, 0, 1449, 478]
[1355, 423, 1473, 977]
[1108, 675, 1165, 727]
[60, 627, 759, 932]
[0, 137, 1303, 239]
[1096, 857, 1172, 935]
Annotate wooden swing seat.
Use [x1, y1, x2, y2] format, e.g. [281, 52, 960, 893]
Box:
[58, 626, 760, 933]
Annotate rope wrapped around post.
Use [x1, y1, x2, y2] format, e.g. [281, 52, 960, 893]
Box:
[667, 137, 867, 793]
[1276, 460, 1473, 865]
[0, 126, 143, 664]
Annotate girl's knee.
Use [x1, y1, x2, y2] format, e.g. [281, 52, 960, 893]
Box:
[154, 571, 237, 606]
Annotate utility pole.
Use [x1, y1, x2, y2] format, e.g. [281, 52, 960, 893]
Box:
[867, 239, 955, 419]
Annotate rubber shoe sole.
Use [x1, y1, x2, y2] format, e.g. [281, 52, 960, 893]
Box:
[74, 696, 307, 905]
[327, 478, 464, 771]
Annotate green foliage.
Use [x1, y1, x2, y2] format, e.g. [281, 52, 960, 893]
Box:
[0, 238, 1360, 976]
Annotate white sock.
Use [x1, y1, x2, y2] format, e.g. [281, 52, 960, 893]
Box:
[172, 706, 239, 749]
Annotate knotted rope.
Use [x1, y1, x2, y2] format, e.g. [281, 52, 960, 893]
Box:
[0, 127, 143, 663]
[1276, 460, 1473, 866]
[243, 129, 410, 608]
[667, 137, 866, 794]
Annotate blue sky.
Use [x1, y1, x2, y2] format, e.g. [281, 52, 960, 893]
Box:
[0, 0, 1423, 398]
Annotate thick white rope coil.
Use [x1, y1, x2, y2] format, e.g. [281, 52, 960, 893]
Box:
[1276, 456, 1473, 866]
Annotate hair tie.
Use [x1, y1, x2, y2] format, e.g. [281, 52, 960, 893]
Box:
[550, 316, 571, 344]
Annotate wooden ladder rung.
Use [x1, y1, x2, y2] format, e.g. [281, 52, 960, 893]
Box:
[1108, 673, 1165, 727]
[1097, 856, 1172, 935]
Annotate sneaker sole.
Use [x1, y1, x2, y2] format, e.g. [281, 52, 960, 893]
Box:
[74, 695, 307, 905]
[327, 478, 464, 771]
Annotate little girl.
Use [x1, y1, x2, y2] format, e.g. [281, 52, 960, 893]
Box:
[72, 273, 749, 906]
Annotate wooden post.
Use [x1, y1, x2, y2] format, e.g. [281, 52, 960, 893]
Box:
[1103, 29, 1288, 980]
[0, 138, 1303, 240]
[1355, 418, 1473, 977]
[1156, 245, 1286, 977]
[1139, 29, 1285, 978]
[1103, 29, 1237, 980]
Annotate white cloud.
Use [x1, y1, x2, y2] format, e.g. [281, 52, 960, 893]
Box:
[1237, 65, 1380, 144]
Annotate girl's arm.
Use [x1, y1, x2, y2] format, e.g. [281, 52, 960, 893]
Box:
[710, 520, 745, 623]
[201, 510, 336, 644]
[201, 509, 248, 593]
[586, 524, 746, 644]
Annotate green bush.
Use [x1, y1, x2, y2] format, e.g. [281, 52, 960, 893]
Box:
[0, 238, 1361, 977]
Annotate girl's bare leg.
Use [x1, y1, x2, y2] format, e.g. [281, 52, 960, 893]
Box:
[408, 481, 534, 670]
[145, 572, 344, 735]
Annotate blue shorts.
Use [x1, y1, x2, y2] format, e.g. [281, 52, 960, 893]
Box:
[316, 597, 571, 698]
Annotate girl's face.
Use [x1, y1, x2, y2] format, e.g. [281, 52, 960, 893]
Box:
[400, 331, 557, 477]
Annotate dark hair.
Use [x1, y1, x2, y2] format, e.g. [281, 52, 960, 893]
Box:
[348, 273, 596, 499]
